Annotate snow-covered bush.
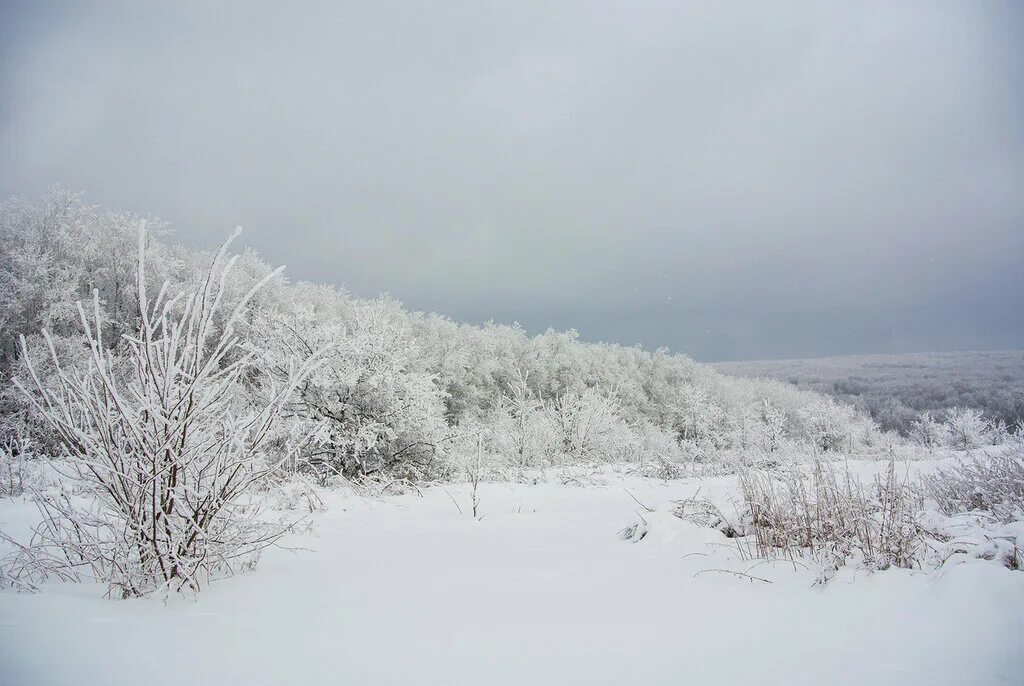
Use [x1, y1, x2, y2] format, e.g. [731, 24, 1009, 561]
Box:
[626, 421, 688, 478]
[0, 190, 170, 378]
[258, 297, 449, 483]
[725, 408, 758, 452]
[550, 388, 633, 464]
[488, 371, 560, 472]
[671, 384, 729, 455]
[799, 399, 857, 453]
[2, 332, 99, 456]
[846, 415, 887, 452]
[759, 398, 788, 453]
[0, 190, 99, 365]
[944, 406, 990, 451]
[909, 411, 945, 449]
[1, 229, 317, 597]
[444, 418, 514, 484]
[987, 419, 1011, 446]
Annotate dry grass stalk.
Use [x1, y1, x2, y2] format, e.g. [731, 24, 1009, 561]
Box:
[737, 458, 923, 574]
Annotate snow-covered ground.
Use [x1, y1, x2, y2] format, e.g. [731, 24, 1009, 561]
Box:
[2, 462, 1022, 686]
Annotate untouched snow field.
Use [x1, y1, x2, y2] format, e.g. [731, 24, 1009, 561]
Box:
[2, 463, 1022, 685]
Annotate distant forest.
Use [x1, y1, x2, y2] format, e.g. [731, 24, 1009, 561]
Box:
[715, 351, 1024, 435]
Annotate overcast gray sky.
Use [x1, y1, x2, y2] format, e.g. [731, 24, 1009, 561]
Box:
[1, 1, 1022, 361]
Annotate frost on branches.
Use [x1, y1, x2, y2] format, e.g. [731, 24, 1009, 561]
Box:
[944, 407, 991, 452]
[256, 295, 449, 484]
[1, 227, 318, 597]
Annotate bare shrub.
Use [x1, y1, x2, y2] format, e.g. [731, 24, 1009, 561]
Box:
[921, 448, 1024, 523]
[469, 433, 483, 518]
[1, 228, 318, 597]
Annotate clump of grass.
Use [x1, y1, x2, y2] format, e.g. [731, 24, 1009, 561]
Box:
[920, 447, 1024, 523]
[736, 458, 923, 576]
[671, 496, 739, 537]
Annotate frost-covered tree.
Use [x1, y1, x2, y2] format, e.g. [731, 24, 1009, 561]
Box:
[551, 388, 630, 463]
[944, 407, 990, 451]
[0, 190, 94, 360]
[0, 189, 167, 367]
[800, 399, 857, 453]
[988, 419, 1011, 446]
[0, 191, 895, 485]
[489, 370, 559, 471]
[909, 411, 945, 449]
[760, 398, 788, 453]
[727, 407, 758, 451]
[258, 295, 449, 482]
[671, 385, 728, 455]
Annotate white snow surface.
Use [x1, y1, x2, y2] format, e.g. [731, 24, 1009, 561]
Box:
[1, 462, 1022, 685]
